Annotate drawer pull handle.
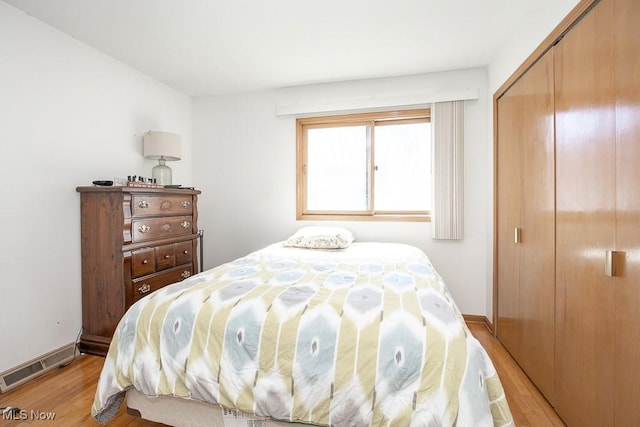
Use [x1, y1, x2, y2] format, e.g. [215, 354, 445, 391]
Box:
[181, 200, 191, 208]
[160, 224, 172, 232]
[183, 250, 189, 254]
[164, 254, 171, 259]
[139, 200, 150, 209]
[138, 224, 150, 233]
[181, 271, 191, 279]
[181, 221, 190, 229]
[142, 259, 148, 265]
[138, 284, 151, 294]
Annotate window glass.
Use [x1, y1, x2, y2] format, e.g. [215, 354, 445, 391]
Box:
[306, 125, 369, 211]
[374, 122, 431, 211]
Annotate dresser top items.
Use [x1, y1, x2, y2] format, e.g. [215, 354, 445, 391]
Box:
[76, 186, 201, 195]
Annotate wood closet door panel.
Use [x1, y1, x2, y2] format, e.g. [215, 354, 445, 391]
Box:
[496, 49, 555, 402]
[517, 49, 555, 403]
[554, 0, 616, 425]
[614, 0, 640, 423]
[496, 81, 522, 360]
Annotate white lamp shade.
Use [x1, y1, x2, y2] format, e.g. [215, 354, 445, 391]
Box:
[143, 131, 182, 161]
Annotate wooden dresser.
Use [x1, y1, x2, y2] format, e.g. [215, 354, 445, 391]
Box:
[76, 186, 201, 356]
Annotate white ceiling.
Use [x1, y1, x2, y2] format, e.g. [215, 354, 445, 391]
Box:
[4, 0, 537, 97]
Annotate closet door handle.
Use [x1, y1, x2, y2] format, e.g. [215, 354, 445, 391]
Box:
[605, 250, 624, 277]
[514, 227, 521, 244]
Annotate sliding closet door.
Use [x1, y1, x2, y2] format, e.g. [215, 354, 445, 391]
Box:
[614, 0, 640, 423]
[516, 49, 555, 403]
[496, 49, 555, 402]
[554, 0, 616, 424]
[496, 80, 522, 361]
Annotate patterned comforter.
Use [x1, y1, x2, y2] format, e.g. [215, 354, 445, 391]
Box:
[92, 242, 513, 426]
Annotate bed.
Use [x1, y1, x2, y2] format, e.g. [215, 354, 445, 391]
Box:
[92, 228, 513, 427]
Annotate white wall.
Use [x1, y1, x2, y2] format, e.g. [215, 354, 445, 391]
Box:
[484, 0, 581, 319]
[0, 2, 192, 373]
[488, 0, 581, 94]
[193, 69, 491, 318]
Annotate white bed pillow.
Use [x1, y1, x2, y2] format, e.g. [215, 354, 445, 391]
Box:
[283, 226, 355, 249]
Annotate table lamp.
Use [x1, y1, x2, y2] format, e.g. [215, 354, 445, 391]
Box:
[143, 131, 182, 185]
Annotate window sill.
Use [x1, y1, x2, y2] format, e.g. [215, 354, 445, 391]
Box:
[297, 213, 431, 222]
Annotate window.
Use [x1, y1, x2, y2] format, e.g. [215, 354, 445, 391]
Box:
[296, 109, 431, 221]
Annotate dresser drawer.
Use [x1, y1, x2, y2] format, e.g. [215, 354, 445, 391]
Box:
[131, 264, 193, 303]
[131, 216, 193, 243]
[131, 248, 156, 278]
[175, 241, 193, 265]
[131, 195, 194, 217]
[156, 243, 176, 270]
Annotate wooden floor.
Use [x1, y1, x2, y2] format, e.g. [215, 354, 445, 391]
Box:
[467, 322, 565, 426]
[0, 323, 565, 426]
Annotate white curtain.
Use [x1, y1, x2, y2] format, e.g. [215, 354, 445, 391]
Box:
[432, 101, 464, 239]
